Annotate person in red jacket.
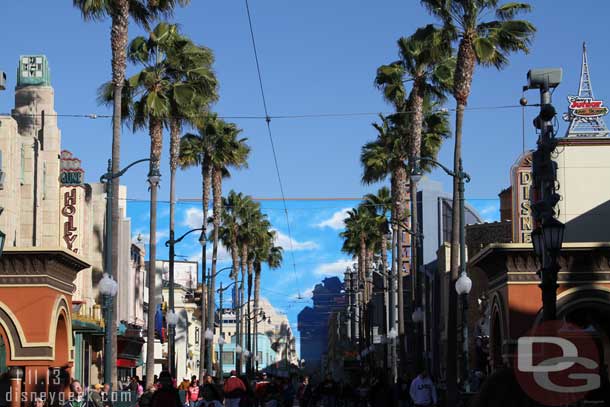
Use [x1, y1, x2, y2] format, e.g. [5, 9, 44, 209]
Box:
[223, 370, 246, 407]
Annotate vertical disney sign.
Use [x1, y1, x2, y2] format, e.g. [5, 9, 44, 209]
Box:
[59, 151, 84, 254]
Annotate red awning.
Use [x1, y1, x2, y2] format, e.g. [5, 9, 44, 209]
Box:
[117, 358, 137, 368]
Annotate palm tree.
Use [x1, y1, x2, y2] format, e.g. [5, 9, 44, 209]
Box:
[73, 0, 151, 389]
[164, 37, 216, 380]
[363, 187, 392, 276]
[125, 22, 210, 385]
[421, 1, 535, 399]
[209, 120, 250, 373]
[178, 113, 220, 378]
[360, 114, 409, 351]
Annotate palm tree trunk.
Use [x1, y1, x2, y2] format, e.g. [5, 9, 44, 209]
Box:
[238, 243, 248, 374]
[201, 159, 211, 378]
[110, 0, 129, 389]
[254, 263, 262, 372]
[395, 164, 408, 373]
[207, 167, 222, 375]
[447, 36, 475, 405]
[246, 258, 254, 375]
[146, 117, 162, 387]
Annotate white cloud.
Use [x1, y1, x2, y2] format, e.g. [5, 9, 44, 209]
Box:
[315, 208, 351, 230]
[272, 229, 318, 251]
[183, 207, 204, 229]
[313, 259, 353, 277]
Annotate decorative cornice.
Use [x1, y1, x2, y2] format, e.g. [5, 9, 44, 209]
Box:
[0, 248, 89, 293]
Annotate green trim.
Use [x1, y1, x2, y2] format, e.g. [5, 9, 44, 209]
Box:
[72, 319, 104, 333]
[74, 334, 83, 383]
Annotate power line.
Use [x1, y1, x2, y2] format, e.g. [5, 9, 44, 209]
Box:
[1, 102, 537, 122]
[243, 0, 301, 297]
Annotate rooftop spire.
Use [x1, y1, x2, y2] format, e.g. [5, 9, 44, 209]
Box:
[563, 42, 609, 137]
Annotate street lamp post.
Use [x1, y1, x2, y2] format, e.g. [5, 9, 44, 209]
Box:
[165, 228, 206, 378]
[100, 158, 149, 388]
[455, 271, 472, 392]
[205, 266, 233, 375]
[217, 280, 241, 381]
[523, 68, 565, 323]
[412, 156, 471, 394]
[99, 273, 118, 386]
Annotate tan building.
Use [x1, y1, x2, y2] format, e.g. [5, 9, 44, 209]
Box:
[0, 55, 142, 390]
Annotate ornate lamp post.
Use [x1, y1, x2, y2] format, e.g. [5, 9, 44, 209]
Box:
[99, 273, 118, 386]
[100, 158, 149, 388]
[165, 228, 205, 378]
[455, 271, 472, 392]
[411, 156, 470, 395]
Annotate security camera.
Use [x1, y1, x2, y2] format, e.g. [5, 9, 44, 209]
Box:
[527, 68, 563, 90]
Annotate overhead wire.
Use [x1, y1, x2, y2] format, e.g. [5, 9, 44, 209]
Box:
[243, 0, 302, 297]
[2, 103, 536, 122]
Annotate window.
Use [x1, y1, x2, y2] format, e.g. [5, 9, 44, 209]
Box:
[222, 352, 234, 365]
[195, 328, 200, 345]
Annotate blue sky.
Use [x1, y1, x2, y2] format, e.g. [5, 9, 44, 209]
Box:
[3, 1, 610, 349]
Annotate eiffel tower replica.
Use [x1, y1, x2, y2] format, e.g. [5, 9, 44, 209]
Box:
[563, 42, 610, 138]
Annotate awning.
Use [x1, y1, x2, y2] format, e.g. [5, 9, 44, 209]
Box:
[117, 358, 137, 368]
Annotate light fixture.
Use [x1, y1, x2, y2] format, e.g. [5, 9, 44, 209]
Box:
[235, 345, 243, 354]
[198, 230, 206, 248]
[411, 161, 423, 184]
[204, 328, 214, 341]
[455, 272, 472, 295]
[387, 328, 398, 339]
[243, 349, 251, 358]
[412, 307, 424, 323]
[542, 218, 565, 254]
[166, 311, 179, 327]
[531, 227, 544, 261]
[99, 273, 118, 297]
[218, 336, 225, 345]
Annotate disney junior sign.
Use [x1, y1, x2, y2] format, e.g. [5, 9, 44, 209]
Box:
[514, 320, 600, 406]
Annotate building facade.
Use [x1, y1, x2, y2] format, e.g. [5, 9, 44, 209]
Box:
[0, 55, 142, 398]
[465, 45, 610, 402]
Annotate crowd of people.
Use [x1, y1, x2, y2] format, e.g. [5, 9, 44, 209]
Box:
[293, 368, 437, 407]
[13, 368, 439, 407]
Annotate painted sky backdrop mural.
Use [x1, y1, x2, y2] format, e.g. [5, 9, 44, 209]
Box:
[127, 193, 500, 354]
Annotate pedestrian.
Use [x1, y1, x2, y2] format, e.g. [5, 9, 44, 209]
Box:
[102, 383, 113, 407]
[370, 374, 389, 407]
[64, 380, 92, 407]
[187, 378, 200, 407]
[223, 370, 246, 407]
[199, 375, 223, 407]
[150, 371, 182, 407]
[297, 376, 312, 407]
[254, 373, 270, 405]
[409, 369, 437, 407]
[393, 374, 410, 407]
[31, 397, 45, 407]
[89, 384, 104, 407]
[137, 384, 156, 407]
[318, 374, 337, 407]
[179, 377, 191, 391]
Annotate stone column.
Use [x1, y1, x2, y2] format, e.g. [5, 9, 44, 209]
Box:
[9, 367, 23, 407]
